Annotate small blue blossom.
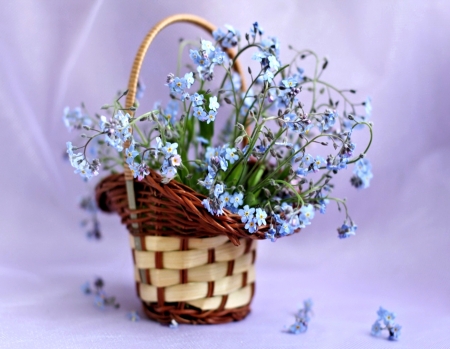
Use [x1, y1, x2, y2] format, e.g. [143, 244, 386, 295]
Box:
[225, 147, 239, 164]
[301, 153, 314, 166]
[255, 208, 267, 226]
[163, 100, 179, 125]
[351, 158, 373, 189]
[81, 281, 91, 294]
[168, 76, 187, 94]
[388, 324, 402, 341]
[63, 106, 92, 131]
[214, 183, 224, 198]
[162, 142, 178, 159]
[300, 204, 315, 225]
[231, 192, 244, 208]
[94, 294, 105, 309]
[371, 307, 402, 341]
[268, 55, 280, 71]
[213, 25, 240, 48]
[250, 22, 264, 37]
[220, 192, 232, 207]
[201, 39, 215, 54]
[245, 217, 258, 233]
[206, 110, 217, 124]
[238, 205, 255, 223]
[192, 93, 204, 106]
[337, 223, 357, 239]
[312, 156, 326, 172]
[265, 226, 277, 242]
[288, 320, 307, 334]
[193, 106, 207, 121]
[263, 70, 274, 83]
[371, 321, 382, 337]
[127, 311, 140, 322]
[125, 143, 139, 165]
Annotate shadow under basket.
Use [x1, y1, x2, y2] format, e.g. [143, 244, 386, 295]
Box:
[95, 171, 265, 325]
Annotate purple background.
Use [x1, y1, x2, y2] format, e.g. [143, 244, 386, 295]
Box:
[1, 1, 449, 348]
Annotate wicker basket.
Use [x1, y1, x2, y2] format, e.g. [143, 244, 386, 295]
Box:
[95, 14, 270, 325]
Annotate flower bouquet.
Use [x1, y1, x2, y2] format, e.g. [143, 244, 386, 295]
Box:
[64, 14, 373, 324]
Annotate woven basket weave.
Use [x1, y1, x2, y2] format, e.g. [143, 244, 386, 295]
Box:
[95, 14, 271, 325]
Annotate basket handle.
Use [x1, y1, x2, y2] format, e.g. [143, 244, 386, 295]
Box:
[122, 14, 247, 230]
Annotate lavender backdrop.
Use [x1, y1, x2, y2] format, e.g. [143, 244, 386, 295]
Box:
[1, 1, 449, 348]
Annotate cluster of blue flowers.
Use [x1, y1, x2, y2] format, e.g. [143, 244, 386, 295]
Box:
[66, 141, 100, 180]
[81, 278, 119, 310]
[337, 222, 357, 239]
[371, 307, 402, 341]
[99, 110, 132, 152]
[200, 144, 242, 215]
[251, 45, 281, 83]
[213, 25, 240, 48]
[351, 158, 373, 189]
[63, 106, 92, 131]
[189, 39, 228, 81]
[287, 299, 313, 334]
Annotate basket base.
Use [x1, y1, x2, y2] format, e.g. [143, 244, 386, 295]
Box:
[142, 298, 253, 325]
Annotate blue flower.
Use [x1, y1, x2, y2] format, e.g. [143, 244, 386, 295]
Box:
[94, 294, 105, 309]
[202, 198, 213, 214]
[168, 76, 187, 94]
[312, 156, 326, 172]
[319, 110, 336, 131]
[381, 310, 396, 326]
[125, 144, 139, 165]
[220, 192, 232, 207]
[296, 167, 309, 177]
[127, 311, 140, 322]
[214, 183, 224, 198]
[337, 223, 357, 239]
[255, 208, 267, 226]
[193, 106, 207, 121]
[301, 153, 314, 166]
[192, 93, 204, 106]
[63, 106, 92, 131]
[265, 226, 277, 242]
[351, 158, 373, 189]
[201, 40, 215, 54]
[288, 320, 307, 334]
[225, 148, 239, 164]
[281, 77, 298, 89]
[245, 217, 258, 233]
[162, 142, 178, 159]
[279, 221, 293, 236]
[238, 205, 255, 223]
[80, 281, 91, 294]
[250, 22, 264, 37]
[371, 321, 382, 337]
[263, 70, 274, 83]
[300, 204, 315, 225]
[163, 100, 179, 125]
[213, 25, 240, 48]
[206, 110, 217, 124]
[231, 192, 244, 208]
[388, 324, 401, 341]
[268, 55, 280, 71]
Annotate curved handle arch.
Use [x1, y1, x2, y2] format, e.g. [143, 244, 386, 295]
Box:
[125, 13, 246, 109]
